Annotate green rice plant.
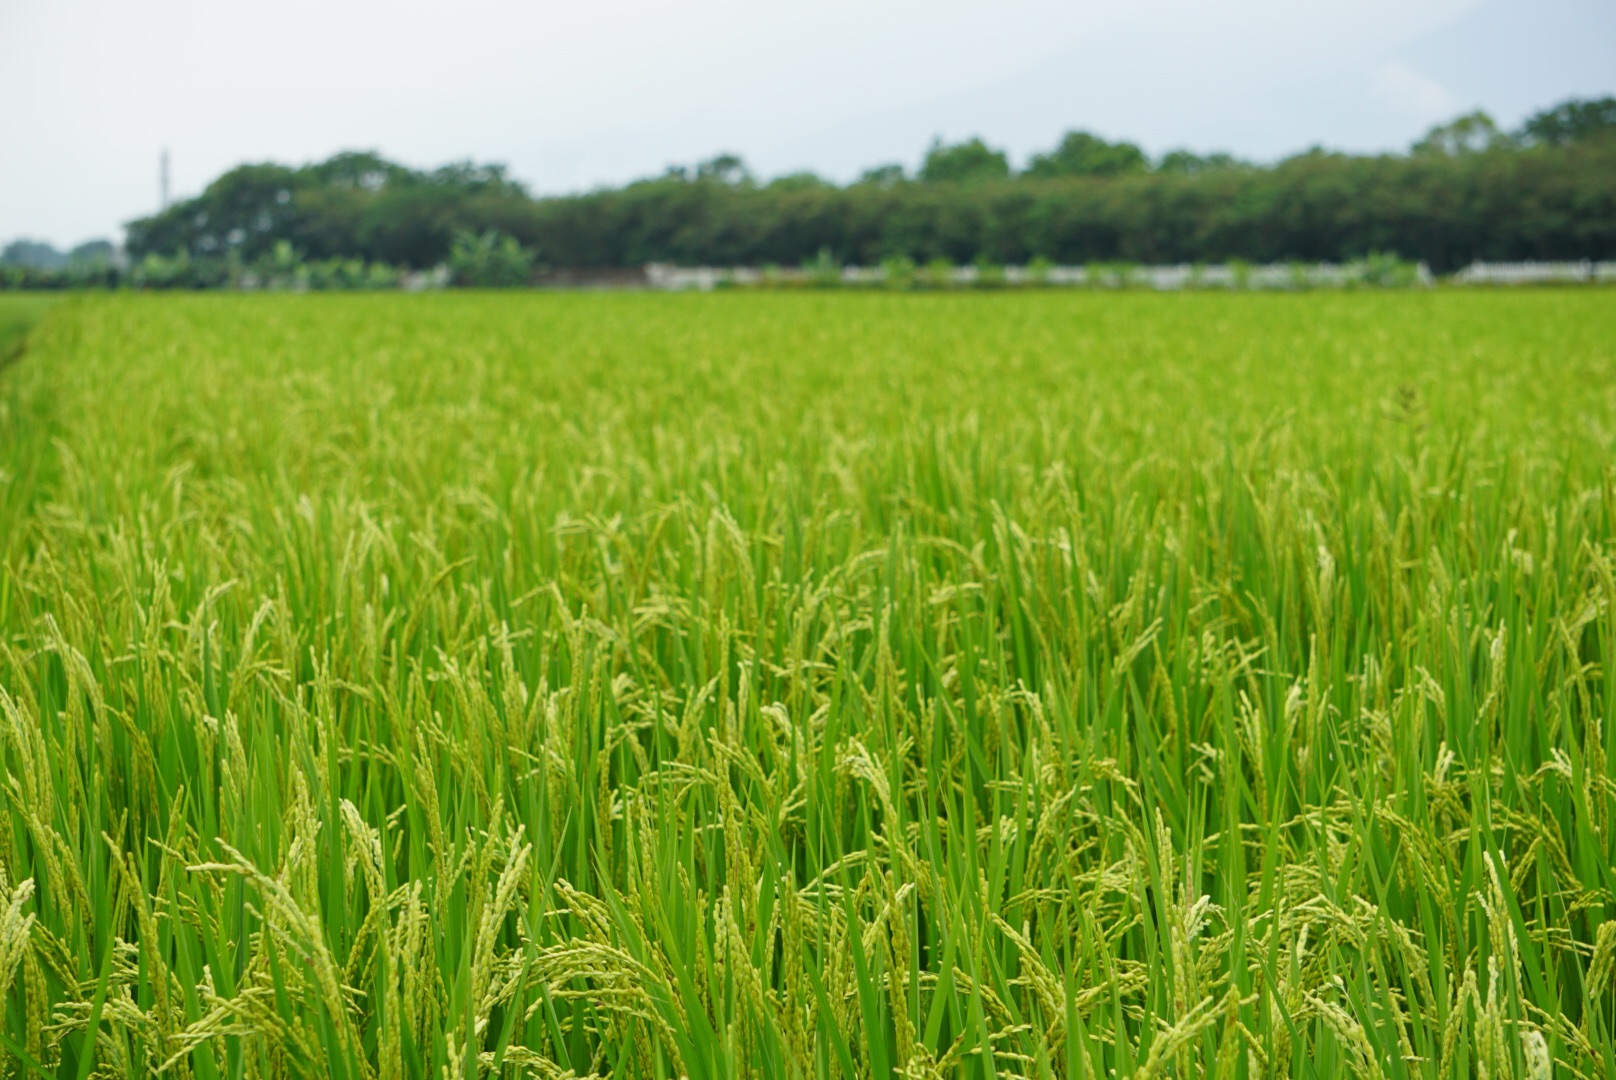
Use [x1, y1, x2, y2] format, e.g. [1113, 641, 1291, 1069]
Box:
[0, 297, 54, 369]
[0, 291, 1613, 1079]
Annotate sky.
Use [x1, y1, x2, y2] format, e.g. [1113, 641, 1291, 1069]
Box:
[2, 0, 1613, 248]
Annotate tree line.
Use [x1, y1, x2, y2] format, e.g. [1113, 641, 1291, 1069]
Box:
[10, 96, 1614, 288]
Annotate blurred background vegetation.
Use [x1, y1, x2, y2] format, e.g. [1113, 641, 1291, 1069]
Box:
[3, 96, 1613, 288]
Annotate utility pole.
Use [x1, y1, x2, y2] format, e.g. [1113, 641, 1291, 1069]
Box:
[160, 149, 170, 210]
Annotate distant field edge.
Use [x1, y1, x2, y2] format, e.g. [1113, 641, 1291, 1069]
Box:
[0, 295, 62, 369]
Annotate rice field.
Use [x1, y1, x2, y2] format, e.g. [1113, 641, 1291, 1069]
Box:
[0, 298, 55, 369]
[0, 290, 1613, 1079]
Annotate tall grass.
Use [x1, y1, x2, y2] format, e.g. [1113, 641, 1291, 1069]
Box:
[0, 297, 56, 368]
[0, 291, 1613, 1078]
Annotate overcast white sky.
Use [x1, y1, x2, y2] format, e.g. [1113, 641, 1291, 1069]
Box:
[2, 0, 1613, 247]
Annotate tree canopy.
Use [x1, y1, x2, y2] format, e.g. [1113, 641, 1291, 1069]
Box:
[2, 238, 117, 270]
[919, 138, 1011, 184]
[1521, 96, 1616, 146]
[1024, 131, 1148, 178]
[107, 97, 1616, 277]
[1412, 112, 1510, 157]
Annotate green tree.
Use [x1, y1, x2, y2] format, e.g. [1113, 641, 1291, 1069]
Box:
[766, 172, 832, 192]
[920, 138, 1010, 184]
[125, 163, 302, 260]
[695, 153, 752, 185]
[1412, 111, 1510, 156]
[1155, 149, 1246, 174]
[111, 113, 1616, 285]
[1519, 96, 1616, 146]
[0, 240, 66, 269]
[426, 160, 528, 194]
[68, 240, 116, 264]
[857, 164, 906, 187]
[1024, 131, 1147, 178]
[300, 150, 417, 191]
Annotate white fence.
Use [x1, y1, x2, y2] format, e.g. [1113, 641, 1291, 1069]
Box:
[644, 260, 1616, 292]
[646, 261, 1440, 291]
[1450, 260, 1616, 285]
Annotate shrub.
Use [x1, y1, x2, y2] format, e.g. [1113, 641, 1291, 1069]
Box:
[803, 248, 842, 288]
[449, 229, 534, 288]
[922, 257, 955, 289]
[880, 254, 917, 290]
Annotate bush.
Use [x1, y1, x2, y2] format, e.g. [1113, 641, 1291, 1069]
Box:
[803, 248, 841, 288]
[972, 255, 1006, 289]
[449, 230, 534, 288]
[922, 258, 955, 289]
[880, 254, 916, 290]
[1350, 251, 1422, 288]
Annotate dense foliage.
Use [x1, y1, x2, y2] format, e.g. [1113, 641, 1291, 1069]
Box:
[1, 291, 1613, 1078]
[0, 297, 56, 367]
[113, 99, 1616, 275]
[124, 154, 530, 273]
[448, 230, 536, 288]
[0, 242, 122, 291]
[0, 240, 115, 273]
